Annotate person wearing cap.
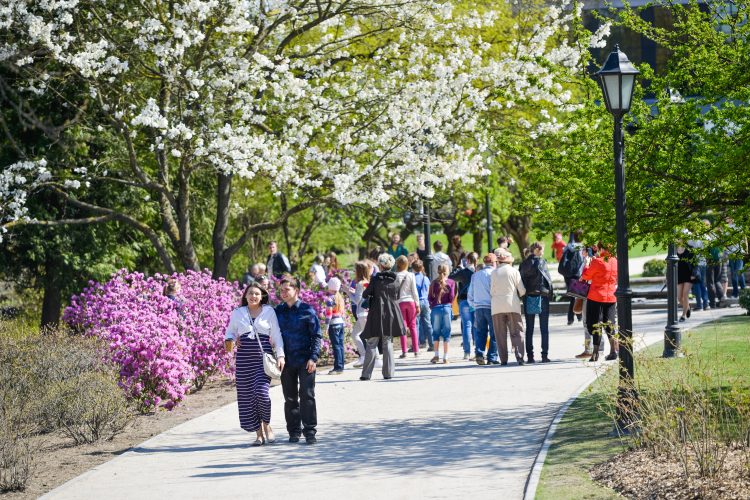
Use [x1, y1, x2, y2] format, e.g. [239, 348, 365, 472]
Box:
[468, 253, 499, 365]
[490, 249, 527, 365]
[324, 276, 346, 374]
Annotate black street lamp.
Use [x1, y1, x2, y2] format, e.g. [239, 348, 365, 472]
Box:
[663, 243, 683, 357]
[595, 44, 639, 433]
[421, 198, 434, 280]
[485, 191, 494, 254]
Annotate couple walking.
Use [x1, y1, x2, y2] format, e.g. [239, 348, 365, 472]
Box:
[225, 278, 322, 446]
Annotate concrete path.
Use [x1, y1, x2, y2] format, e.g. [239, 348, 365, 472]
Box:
[44, 306, 740, 500]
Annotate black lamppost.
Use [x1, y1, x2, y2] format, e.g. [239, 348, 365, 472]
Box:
[595, 44, 639, 433]
[485, 191, 494, 254]
[663, 243, 682, 357]
[421, 198, 434, 280]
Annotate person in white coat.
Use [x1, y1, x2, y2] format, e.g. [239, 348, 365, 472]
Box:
[490, 249, 527, 365]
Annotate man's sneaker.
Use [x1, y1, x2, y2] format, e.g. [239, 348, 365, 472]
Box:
[542, 356, 551, 363]
[430, 356, 440, 364]
[289, 435, 300, 443]
[353, 357, 365, 368]
[489, 360, 500, 365]
[527, 356, 536, 363]
[516, 355, 525, 366]
[427, 346, 435, 352]
[567, 321, 574, 326]
[305, 436, 317, 445]
[475, 356, 486, 366]
[327, 369, 343, 375]
[463, 353, 469, 360]
[575, 351, 592, 359]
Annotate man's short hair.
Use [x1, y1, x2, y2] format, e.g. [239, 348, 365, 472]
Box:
[434, 240, 443, 251]
[279, 276, 300, 290]
[268, 240, 277, 247]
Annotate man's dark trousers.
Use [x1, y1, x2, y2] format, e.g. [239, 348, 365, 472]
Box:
[281, 364, 317, 438]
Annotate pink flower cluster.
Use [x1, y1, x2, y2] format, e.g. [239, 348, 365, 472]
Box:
[64, 269, 240, 411]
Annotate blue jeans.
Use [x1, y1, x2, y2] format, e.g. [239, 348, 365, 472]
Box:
[729, 259, 746, 298]
[458, 300, 476, 354]
[328, 323, 345, 371]
[473, 308, 497, 362]
[525, 296, 550, 358]
[692, 265, 708, 309]
[418, 300, 434, 348]
[431, 304, 452, 342]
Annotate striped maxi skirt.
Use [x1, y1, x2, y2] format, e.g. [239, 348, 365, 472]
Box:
[235, 333, 273, 432]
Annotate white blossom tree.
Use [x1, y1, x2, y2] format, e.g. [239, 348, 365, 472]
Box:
[1, 0, 597, 276]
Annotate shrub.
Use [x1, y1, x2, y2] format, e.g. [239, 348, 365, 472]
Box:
[739, 288, 750, 315]
[0, 433, 32, 492]
[51, 371, 132, 445]
[642, 258, 666, 277]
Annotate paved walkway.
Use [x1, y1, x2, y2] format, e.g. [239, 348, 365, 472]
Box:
[44, 306, 740, 500]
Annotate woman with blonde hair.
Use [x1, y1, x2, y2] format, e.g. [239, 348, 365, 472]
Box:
[428, 264, 456, 364]
[346, 261, 372, 367]
[395, 255, 420, 358]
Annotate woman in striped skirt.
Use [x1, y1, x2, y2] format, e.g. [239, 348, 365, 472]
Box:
[225, 283, 285, 446]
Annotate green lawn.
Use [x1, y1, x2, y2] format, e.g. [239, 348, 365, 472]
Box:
[536, 314, 750, 499]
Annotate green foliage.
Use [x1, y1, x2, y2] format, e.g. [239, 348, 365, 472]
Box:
[642, 258, 667, 277]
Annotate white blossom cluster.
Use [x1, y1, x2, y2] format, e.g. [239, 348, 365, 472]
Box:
[0, 0, 600, 221]
[0, 160, 51, 241]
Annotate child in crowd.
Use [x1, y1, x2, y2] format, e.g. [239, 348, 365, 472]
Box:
[325, 277, 346, 374]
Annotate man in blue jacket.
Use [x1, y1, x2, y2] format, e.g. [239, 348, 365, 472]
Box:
[275, 277, 322, 444]
[467, 253, 498, 365]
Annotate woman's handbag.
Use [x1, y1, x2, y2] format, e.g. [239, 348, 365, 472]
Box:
[573, 297, 584, 315]
[566, 280, 591, 299]
[525, 295, 542, 315]
[253, 332, 282, 380]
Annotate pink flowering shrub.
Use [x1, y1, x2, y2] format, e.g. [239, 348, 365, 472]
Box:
[64, 270, 240, 412]
[64, 268, 357, 412]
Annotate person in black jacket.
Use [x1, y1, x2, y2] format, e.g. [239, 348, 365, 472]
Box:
[266, 241, 292, 278]
[519, 242, 553, 363]
[449, 252, 478, 360]
[360, 254, 406, 380]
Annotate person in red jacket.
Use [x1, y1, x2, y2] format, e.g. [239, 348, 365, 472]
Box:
[580, 243, 619, 362]
[551, 232, 566, 262]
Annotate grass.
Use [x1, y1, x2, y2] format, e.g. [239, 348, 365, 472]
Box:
[536, 314, 750, 499]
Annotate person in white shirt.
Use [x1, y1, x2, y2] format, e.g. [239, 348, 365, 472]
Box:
[395, 255, 421, 358]
[225, 283, 285, 446]
[431, 240, 452, 279]
[309, 254, 327, 287]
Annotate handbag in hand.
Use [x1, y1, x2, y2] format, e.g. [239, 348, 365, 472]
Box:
[253, 332, 282, 380]
[566, 280, 591, 300]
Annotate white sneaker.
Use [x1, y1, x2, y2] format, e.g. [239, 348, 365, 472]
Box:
[353, 357, 365, 368]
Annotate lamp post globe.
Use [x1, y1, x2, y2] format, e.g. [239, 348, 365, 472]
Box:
[596, 44, 639, 435]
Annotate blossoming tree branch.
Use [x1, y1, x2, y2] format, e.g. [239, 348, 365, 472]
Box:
[1, 0, 605, 276]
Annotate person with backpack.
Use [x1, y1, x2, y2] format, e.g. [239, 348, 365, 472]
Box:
[449, 252, 478, 360]
[558, 230, 585, 325]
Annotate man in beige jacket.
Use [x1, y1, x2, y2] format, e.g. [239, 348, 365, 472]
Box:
[490, 249, 527, 365]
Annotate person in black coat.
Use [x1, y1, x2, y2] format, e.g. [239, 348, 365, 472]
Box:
[360, 253, 406, 380]
[519, 242, 554, 363]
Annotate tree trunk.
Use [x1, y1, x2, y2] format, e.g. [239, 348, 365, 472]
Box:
[40, 256, 62, 329]
[503, 215, 532, 256]
[472, 230, 483, 254]
[212, 173, 233, 279]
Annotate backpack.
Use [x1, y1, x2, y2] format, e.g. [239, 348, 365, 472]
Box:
[558, 246, 583, 279]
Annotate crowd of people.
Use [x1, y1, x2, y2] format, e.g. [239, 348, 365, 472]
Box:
[223, 232, 747, 446]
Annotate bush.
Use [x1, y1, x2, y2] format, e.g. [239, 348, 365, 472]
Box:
[0, 326, 132, 490]
[739, 288, 750, 315]
[0, 433, 32, 492]
[642, 258, 666, 277]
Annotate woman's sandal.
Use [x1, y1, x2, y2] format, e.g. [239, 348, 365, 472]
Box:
[264, 426, 276, 444]
[252, 435, 265, 446]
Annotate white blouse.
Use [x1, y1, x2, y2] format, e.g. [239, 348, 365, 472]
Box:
[225, 305, 285, 358]
[396, 271, 419, 304]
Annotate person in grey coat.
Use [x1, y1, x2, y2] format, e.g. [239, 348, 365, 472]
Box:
[360, 253, 406, 380]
